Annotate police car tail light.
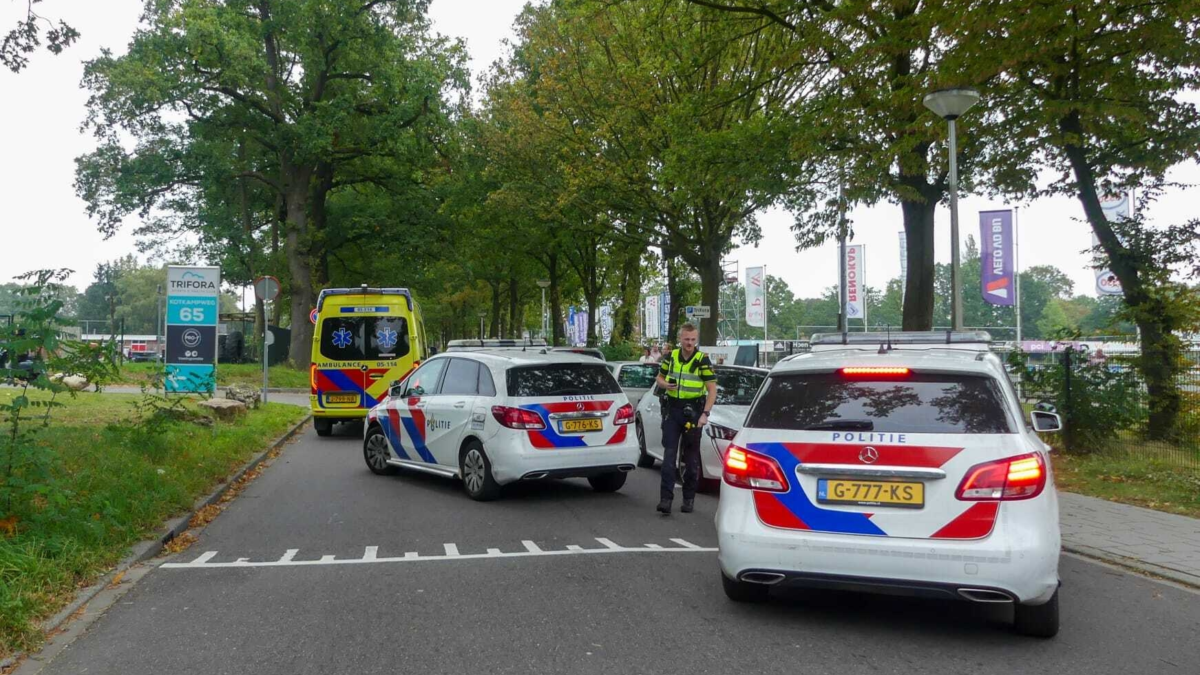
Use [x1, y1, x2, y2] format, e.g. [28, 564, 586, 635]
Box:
[614, 403, 635, 425]
[491, 406, 546, 430]
[956, 452, 1046, 501]
[707, 423, 738, 441]
[840, 367, 911, 377]
[723, 446, 788, 492]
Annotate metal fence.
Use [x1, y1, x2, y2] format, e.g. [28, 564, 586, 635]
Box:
[1018, 347, 1200, 471]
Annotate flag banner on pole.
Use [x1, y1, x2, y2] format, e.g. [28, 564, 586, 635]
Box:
[660, 290, 670, 337]
[844, 245, 865, 320]
[1094, 194, 1129, 295]
[745, 266, 765, 327]
[979, 210, 1015, 306]
[898, 231, 907, 289]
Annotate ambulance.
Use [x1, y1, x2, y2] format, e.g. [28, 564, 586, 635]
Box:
[310, 287, 429, 436]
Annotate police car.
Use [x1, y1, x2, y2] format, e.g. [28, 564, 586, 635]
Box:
[716, 332, 1064, 637]
[363, 350, 639, 500]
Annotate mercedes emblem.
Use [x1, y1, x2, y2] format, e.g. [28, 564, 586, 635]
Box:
[858, 447, 879, 464]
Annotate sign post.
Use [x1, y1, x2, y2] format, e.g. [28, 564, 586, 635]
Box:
[253, 276, 281, 404]
[165, 266, 221, 393]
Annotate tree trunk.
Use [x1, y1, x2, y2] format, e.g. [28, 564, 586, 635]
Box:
[900, 197, 937, 330]
[665, 251, 680, 343]
[489, 280, 501, 339]
[311, 160, 334, 286]
[614, 248, 640, 344]
[508, 276, 519, 339]
[1060, 116, 1182, 439]
[285, 165, 315, 369]
[697, 254, 722, 345]
[549, 254, 562, 346]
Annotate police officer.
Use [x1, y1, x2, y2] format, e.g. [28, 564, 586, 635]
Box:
[655, 322, 717, 514]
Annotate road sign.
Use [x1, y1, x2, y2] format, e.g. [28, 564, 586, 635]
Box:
[165, 266, 220, 393]
[685, 305, 711, 319]
[309, 307, 318, 324]
[265, 329, 275, 346]
[254, 275, 281, 302]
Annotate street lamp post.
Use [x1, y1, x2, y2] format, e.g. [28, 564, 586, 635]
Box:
[923, 87, 980, 332]
[536, 280, 550, 339]
[479, 311, 487, 340]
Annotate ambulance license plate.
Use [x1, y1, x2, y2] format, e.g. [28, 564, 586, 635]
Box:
[559, 418, 603, 433]
[817, 479, 924, 508]
[326, 394, 359, 405]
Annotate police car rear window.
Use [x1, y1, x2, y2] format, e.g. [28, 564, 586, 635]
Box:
[745, 372, 1014, 434]
[506, 364, 621, 397]
[319, 317, 409, 361]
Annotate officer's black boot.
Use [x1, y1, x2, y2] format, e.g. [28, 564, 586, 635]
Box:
[656, 498, 672, 514]
[681, 498, 694, 513]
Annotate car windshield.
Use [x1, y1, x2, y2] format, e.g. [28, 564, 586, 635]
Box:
[745, 371, 1015, 433]
[319, 316, 410, 360]
[715, 368, 765, 406]
[507, 363, 622, 397]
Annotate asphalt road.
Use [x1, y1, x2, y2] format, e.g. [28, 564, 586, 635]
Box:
[36, 424, 1200, 675]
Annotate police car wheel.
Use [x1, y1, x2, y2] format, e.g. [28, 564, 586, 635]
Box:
[635, 417, 655, 468]
[363, 426, 397, 476]
[721, 572, 769, 603]
[587, 471, 627, 493]
[1014, 590, 1059, 638]
[314, 418, 333, 437]
[461, 441, 500, 501]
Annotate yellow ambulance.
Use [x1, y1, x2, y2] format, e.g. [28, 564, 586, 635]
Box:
[310, 287, 429, 436]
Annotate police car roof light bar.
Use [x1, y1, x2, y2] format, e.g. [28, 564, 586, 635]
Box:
[316, 287, 413, 312]
[810, 330, 993, 346]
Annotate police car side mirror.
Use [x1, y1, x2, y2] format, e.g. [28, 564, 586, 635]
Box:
[1030, 410, 1062, 433]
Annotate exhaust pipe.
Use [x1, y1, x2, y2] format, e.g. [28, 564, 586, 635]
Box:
[523, 472, 549, 480]
[740, 572, 786, 585]
[617, 464, 636, 472]
[957, 588, 1014, 603]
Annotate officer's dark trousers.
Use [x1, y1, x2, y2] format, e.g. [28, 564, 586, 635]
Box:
[660, 399, 703, 501]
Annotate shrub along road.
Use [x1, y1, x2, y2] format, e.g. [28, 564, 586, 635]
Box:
[0, 390, 307, 657]
[24, 425, 1200, 675]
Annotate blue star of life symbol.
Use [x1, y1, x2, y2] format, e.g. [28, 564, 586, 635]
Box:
[376, 326, 398, 351]
[331, 327, 354, 349]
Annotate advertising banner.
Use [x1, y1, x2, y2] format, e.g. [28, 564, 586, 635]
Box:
[1094, 193, 1129, 295]
[165, 265, 220, 393]
[898, 231, 908, 295]
[644, 295, 660, 339]
[745, 266, 765, 328]
[844, 245, 865, 320]
[979, 210, 1015, 306]
[660, 290, 670, 338]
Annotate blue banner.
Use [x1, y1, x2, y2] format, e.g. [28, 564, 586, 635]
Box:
[979, 210, 1015, 306]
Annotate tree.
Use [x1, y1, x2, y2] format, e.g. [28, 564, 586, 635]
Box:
[76, 0, 465, 369]
[968, 0, 1200, 437]
[2, 0, 78, 72]
[685, 0, 999, 331]
[491, 0, 816, 344]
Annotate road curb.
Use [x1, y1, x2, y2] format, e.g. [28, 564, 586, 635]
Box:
[0, 413, 312, 673]
[1063, 543, 1200, 591]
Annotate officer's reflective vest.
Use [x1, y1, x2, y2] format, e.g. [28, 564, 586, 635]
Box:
[662, 348, 708, 400]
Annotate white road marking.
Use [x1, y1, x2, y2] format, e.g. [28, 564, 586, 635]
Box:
[161, 538, 717, 570]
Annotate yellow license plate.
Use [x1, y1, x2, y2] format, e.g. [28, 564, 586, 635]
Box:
[560, 418, 603, 433]
[818, 479, 924, 509]
[326, 394, 359, 405]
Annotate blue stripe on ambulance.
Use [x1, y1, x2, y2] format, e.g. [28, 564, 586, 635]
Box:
[321, 368, 379, 408]
[748, 442, 887, 536]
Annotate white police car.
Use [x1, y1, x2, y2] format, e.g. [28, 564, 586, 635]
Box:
[716, 332, 1064, 637]
[362, 350, 639, 500]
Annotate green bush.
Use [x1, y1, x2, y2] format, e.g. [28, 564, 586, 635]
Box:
[599, 341, 641, 362]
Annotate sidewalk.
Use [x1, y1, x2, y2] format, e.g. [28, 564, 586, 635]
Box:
[1060, 491, 1200, 588]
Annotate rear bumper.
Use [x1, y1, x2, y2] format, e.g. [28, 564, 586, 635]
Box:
[311, 394, 367, 419]
[517, 464, 637, 480]
[730, 568, 1020, 603]
[488, 438, 641, 485]
[716, 486, 1061, 605]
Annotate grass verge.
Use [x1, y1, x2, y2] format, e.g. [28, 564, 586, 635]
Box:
[114, 362, 310, 389]
[0, 390, 307, 657]
[1052, 450, 1200, 519]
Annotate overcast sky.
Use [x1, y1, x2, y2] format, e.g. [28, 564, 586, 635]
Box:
[3, 0, 1197, 304]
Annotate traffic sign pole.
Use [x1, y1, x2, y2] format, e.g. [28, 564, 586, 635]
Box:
[253, 276, 281, 406]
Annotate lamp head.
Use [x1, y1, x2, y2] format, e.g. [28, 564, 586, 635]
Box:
[923, 88, 980, 120]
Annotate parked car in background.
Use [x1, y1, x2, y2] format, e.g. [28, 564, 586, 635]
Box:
[607, 361, 659, 408]
[634, 364, 768, 490]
